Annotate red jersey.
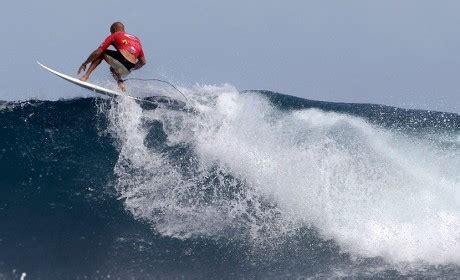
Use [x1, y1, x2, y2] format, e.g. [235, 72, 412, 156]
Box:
[99, 31, 144, 58]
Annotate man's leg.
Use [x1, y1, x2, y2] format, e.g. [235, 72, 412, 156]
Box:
[104, 51, 130, 92]
[80, 57, 103, 82]
[110, 67, 126, 92]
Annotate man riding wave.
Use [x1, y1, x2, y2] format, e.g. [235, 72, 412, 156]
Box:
[78, 21, 146, 92]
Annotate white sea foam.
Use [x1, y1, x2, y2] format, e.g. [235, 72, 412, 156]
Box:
[107, 85, 460, 265]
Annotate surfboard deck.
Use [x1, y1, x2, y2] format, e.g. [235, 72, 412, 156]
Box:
[37, 61, 161, 105]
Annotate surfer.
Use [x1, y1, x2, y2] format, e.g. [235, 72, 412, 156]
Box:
[78, 21, 146, 92]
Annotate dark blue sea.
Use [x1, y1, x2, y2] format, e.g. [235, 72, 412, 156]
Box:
[1, 87, 459, 279]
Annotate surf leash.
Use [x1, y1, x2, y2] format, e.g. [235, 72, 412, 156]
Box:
[121, 78, 188, 101]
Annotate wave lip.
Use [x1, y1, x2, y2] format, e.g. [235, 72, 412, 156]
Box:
[107, 86, 460, 266]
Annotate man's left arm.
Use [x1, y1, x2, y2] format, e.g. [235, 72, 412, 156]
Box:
[132, 55, 146, 70]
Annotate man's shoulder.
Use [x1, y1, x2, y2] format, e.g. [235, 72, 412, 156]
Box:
[124, 32, 140, 40]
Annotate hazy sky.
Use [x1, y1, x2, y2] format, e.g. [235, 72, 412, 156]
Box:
[2, 0, 459, 113]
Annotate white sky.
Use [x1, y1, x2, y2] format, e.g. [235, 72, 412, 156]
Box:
[1, 0, 459, 113]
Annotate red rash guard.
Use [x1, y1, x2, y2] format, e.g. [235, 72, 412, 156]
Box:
[99, 31, 144, 59]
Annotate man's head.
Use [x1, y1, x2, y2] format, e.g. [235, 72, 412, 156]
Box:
[110, 22, 125, 34]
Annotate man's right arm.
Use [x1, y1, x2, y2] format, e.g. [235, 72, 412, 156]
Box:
[78, 34, 113, 74]
[78, 49, 103, 74]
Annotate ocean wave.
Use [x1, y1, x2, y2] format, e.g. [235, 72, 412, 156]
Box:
[107, 86, 460, 265]
[1, 87, 459, 278]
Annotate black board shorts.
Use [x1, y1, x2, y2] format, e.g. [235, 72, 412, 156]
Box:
[103, 50, 135, 77]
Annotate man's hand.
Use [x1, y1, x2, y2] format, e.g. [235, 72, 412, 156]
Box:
[78, 63, 87, 74]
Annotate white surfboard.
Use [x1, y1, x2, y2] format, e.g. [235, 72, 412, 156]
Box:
[37, 61, 154, 104]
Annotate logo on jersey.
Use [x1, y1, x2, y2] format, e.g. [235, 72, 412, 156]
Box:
[129, 46, 136, 54]
[122, 39, 128, 45]
[125, 34, 138, 40]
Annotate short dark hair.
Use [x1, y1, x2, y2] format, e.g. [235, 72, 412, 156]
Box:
[110, 22, 125, 33]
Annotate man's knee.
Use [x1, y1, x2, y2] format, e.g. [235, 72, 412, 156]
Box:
[104, 54, 129, 77]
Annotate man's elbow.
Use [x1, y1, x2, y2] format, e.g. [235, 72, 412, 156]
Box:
[94, 48, 103, 56]
[133, 59, 146, 70]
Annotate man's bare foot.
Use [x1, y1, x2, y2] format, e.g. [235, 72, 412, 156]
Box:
[80, 75, 89, 82]
[118, 81, 126, 92]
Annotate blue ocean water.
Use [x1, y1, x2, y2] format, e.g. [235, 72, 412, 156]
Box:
[0, 86, 459, 279]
